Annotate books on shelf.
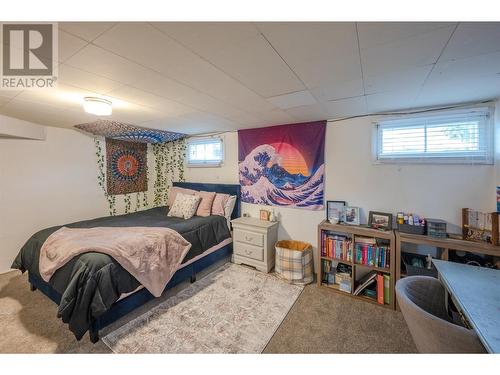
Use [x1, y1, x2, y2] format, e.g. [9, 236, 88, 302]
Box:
[377, 273, 384, 304]
[354, 239, 390, 269]
[321, 258, 352, 294]
[321, 230, 352, 261]
[353, 271, 377, 295]
[383, 274, 391, 305]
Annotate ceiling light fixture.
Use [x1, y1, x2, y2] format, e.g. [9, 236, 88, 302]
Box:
[83, 97, 112, 116]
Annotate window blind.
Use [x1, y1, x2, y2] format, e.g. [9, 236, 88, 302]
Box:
[187, 137, 223, 166]
[375, 107, 493, 164]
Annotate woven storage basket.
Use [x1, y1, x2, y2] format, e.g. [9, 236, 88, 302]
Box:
[275, 240, 314, 285]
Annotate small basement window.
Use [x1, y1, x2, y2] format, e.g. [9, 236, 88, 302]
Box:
[187, 137, 224, 167]
[374, 107, 494, 164]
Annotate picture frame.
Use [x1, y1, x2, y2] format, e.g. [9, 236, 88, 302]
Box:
[343, 206, 360, 226]
[259, 209, 270, 221]
[326, 200, 346, 223]
[368, 211, 393, 230]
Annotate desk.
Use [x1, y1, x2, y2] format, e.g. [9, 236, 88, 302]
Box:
[433, 259, 500, 353]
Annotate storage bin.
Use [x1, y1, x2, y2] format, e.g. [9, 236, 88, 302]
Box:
[275, 240, 314, 285]
[398, 223, 426, 235]
[401, 252, 438, 278]
[427, 218, 447, 238]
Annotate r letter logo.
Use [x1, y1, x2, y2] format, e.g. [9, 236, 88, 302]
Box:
[1, 23, 58, 89]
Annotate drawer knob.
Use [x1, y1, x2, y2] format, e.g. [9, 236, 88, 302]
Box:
[245, 249, 252, 255]
[245, 235, 252, 241]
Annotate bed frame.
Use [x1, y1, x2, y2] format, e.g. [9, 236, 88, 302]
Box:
[28, 182, 241, 343]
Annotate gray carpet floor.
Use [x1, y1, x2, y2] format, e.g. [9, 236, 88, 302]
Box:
[0, 266, 416, 354]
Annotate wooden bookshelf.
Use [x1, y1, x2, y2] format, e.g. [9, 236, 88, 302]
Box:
[318, 220, 396, 310]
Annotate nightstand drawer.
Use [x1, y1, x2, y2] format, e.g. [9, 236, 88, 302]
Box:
[234, 242, 264, 261]
[234, 229, 264, 247]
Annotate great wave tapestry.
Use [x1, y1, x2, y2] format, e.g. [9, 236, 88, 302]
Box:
[238, 121, 326, 210]
[106, 138, 147, 195]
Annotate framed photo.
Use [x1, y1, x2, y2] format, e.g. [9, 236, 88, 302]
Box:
[326, 200, 346, 223]
[259, 209, 270, 221]
[368, 211, 393, 230]
[343, 206, 360, 225]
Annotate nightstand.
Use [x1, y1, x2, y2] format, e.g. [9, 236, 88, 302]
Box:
[231, 217, 279, 273]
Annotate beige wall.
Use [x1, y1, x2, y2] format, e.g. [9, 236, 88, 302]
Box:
[186, 112, 497, 265]
[0, 126, 108, 273]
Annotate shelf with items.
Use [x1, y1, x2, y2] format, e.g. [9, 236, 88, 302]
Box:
[318, 220, 396, 310]
[395, 231, 500, 282]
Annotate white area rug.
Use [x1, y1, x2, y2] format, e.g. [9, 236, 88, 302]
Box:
[102, 263, 304, 353]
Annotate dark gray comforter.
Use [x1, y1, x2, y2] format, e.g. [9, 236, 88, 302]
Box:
[11, 207, 231, 340]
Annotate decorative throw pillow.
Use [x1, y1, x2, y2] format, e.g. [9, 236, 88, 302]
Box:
[212, 193, 230, 216]
[223, 195, 237, 227]
[194, 191, 216, 217]
[167, 193, 201, 219]
[167, 187, 196, 208]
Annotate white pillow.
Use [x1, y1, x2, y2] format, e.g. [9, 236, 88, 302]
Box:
[224, 195, 237, 228]
[167, 193, 201, 219]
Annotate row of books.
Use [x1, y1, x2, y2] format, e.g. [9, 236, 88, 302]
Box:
[321, 232, 390, 269]
[320, 231, 352, 261]
[354, 243, 390, 269]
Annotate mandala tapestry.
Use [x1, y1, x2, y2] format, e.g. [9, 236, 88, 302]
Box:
[238, 121, 326, 210]
[75, 120, 186, 144]
[106, 138, 148, 195]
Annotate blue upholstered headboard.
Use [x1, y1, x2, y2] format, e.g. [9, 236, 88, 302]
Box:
[172, 182, 241, 220]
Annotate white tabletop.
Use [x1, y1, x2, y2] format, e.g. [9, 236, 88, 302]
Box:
[433, 259, 500, 353]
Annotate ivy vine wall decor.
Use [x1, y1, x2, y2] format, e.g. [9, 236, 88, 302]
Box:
[90, 121, 187, 216]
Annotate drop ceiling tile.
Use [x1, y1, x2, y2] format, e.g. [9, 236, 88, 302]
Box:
[110, 105, 166, 125]
[267, 90, 316, 109]
[59, 22, 117, 42]
[361, 25, 455, 77]
[65, 44, 152, 85]
[285, 103, 329, 122]
[58, 30, 88, 62]
[0, 96, 11, 107]
[323, 96, 367, 119]
[0, 98, 92, 127]
[177, 33, 305, 97]
[440, 22, 500, 62]
[127, 70, 253, 119]
[106, 85, 195, 116]
[416, 73, 500, 108]
[428, 50, 500, 82]
[366, 90, 418, 113]
[357, 22, 455, 49]
[58, 64, 123, 94]
[93, 23, 276, 113]
[257, 22, 362, 88]
[364, 65, 432, 95]
[310, 79, 364, 101]
[93, 22, 190, 75]
[253, 109, 298, 125]
[0, 90, 22, 99]
[151, 22, 260, 56]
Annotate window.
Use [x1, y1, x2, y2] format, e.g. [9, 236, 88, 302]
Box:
[187, 137, 224, 167]
[374, 107, 493, 164]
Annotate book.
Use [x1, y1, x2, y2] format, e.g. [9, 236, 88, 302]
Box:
[377, 273, 384, 304]
[383, 274, 391, 304]
[353, 271, 378, 295]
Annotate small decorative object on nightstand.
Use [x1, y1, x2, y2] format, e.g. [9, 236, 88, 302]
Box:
[231, 217, 279, 273]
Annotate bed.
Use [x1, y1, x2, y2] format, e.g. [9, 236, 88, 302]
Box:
[11, 182, 241, 343]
